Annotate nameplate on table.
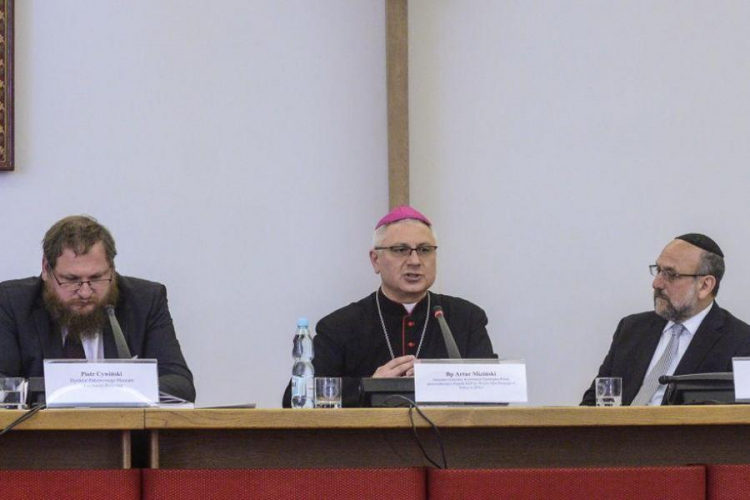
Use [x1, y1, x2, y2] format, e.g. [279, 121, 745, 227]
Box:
[414, 359, 527, 404]
[44, 359, 159, 408]
[732, 357, 750, 402]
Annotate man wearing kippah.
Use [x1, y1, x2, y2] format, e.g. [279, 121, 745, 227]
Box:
[582, 234, 750, 406]
[283, 206, 496, 407]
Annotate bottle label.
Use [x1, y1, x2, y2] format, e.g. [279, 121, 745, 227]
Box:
[291, 375, 314, 408]
[291, 376, 306, 398]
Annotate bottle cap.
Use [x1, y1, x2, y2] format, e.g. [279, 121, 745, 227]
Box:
[297, 318, 309, 328]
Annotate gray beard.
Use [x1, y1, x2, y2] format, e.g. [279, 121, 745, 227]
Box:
[653, 292, 691, 323]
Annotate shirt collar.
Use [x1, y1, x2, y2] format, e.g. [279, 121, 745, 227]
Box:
[376, 288, 430, 316]
[663, 301, 714, 335]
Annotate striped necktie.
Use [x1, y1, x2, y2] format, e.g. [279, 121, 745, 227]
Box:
[631, 323, 686, 406]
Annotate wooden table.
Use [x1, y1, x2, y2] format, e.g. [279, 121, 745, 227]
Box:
[145, 406, 750, 469]
[0, 409, 143, 470]
[5, 406, 750, 470]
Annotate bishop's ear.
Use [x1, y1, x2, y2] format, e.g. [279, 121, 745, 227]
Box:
[369, 250, 381, 275]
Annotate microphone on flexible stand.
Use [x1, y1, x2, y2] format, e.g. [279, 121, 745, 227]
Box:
[105, 305, 132, 359]
[432, 305, 462, 359]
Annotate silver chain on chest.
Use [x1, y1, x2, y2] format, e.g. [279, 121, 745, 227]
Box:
[375, 290, 430, 360]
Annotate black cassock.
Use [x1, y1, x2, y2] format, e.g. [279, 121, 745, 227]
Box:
[283, 289, 496, 407]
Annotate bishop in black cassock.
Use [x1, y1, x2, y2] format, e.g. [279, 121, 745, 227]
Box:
[283, 206, 496, 407]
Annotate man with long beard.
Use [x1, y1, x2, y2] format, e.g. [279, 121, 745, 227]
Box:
[0, 215, 195, 402]
[582, 234, 750, 406]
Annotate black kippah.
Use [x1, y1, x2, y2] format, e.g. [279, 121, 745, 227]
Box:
[675, 233, 724, 258]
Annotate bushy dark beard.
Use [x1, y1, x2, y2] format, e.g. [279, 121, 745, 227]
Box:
[43, 278, 120, 342]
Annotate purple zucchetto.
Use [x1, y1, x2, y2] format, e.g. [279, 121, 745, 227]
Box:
[375, 206, 432, 229]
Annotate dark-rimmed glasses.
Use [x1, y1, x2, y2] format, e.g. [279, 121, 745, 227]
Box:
[49, 268, 113, 292]
[649, 264, 707, 283]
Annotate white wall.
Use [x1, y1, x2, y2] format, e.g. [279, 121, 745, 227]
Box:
[410, 1, 750, 405]
[0, 1, 388, 407]
[5, 1, 750, 409]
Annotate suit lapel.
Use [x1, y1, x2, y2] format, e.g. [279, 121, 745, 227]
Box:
[675, 303, 723, 375]
[32, 299, 63, 359]
[628, 315, 668, 401]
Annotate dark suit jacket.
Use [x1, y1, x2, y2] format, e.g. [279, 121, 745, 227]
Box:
[581, 303, 750, 406]
[0, 274, 196, 402]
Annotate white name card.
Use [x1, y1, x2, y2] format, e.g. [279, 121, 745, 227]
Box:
[414, 359, 528, 404]
[732, 357, 750, 402]
[44, 359, 159, 408]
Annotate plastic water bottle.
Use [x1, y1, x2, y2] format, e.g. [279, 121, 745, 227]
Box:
[291, 318, 315, 408]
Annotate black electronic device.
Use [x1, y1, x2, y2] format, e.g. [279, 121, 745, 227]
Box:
[27, 377, 45, 406]
[660, 372, 736, 405]
[359, 377, 415, 407]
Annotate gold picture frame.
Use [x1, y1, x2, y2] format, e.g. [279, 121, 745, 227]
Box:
[0, 0, 13, 172]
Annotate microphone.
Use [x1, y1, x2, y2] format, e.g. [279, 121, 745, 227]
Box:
[659, 375, 675, 385]
[432, 306, 462, 359]
[105, 305, 132, 359]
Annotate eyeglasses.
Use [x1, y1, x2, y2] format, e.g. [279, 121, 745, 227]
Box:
[374, 245, 438, 258]
[49, 268, 113, 292]
[649, 265, 707, 283]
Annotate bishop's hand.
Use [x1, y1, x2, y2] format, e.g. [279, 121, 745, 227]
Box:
[372, 355, 415, 378]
